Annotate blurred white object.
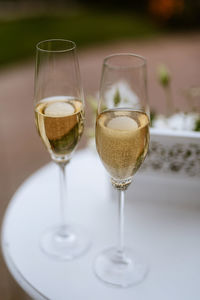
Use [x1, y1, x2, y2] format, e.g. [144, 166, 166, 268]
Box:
[152, 112, 199, 131]
[104, 81, 139, 108]
[152, 115, 169, 130]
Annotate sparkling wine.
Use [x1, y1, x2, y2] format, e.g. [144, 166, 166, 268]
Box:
[96, 109, 149, 181]
[35, 96, 84, 160]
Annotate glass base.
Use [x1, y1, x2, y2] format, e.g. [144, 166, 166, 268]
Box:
[40, 224, 91, 260]
[94, 247, 148, 287]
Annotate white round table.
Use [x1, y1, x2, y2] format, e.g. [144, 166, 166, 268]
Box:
[2, 149, 200, 300]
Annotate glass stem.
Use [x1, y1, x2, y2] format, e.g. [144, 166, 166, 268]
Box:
[118, 189, 125, 254]
[58, 162, 68, 237]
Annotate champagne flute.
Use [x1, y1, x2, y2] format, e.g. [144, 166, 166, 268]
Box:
[34, 39, 90, 260]
[95, 53, 150, 287]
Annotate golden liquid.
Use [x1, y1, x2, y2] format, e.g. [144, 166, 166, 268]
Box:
[35, 97, 84, 160]
[96, 109, 149, 180]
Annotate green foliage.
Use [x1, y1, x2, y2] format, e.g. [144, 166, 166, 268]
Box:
[150, 111, 156, 125]
[157, 64, 171, 88]
[113, 89, 121, 106]
[0, 11, 160, 67]
[194, 119, 200, 132]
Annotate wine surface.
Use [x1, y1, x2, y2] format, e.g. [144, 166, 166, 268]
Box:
[96, 109, 149, 180]
[35, 96, 84, 160]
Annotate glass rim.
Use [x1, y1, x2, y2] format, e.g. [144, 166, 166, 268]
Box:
[36, 39, 76, 53]
[103, 53, 146, 69]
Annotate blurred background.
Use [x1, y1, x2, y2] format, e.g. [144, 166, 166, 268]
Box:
[0, 0, 200, 298]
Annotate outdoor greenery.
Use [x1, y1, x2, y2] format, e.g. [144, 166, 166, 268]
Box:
[0, 11, 160, 67]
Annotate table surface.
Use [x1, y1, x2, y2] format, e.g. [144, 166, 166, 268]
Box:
[2, 149, 200, 300]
